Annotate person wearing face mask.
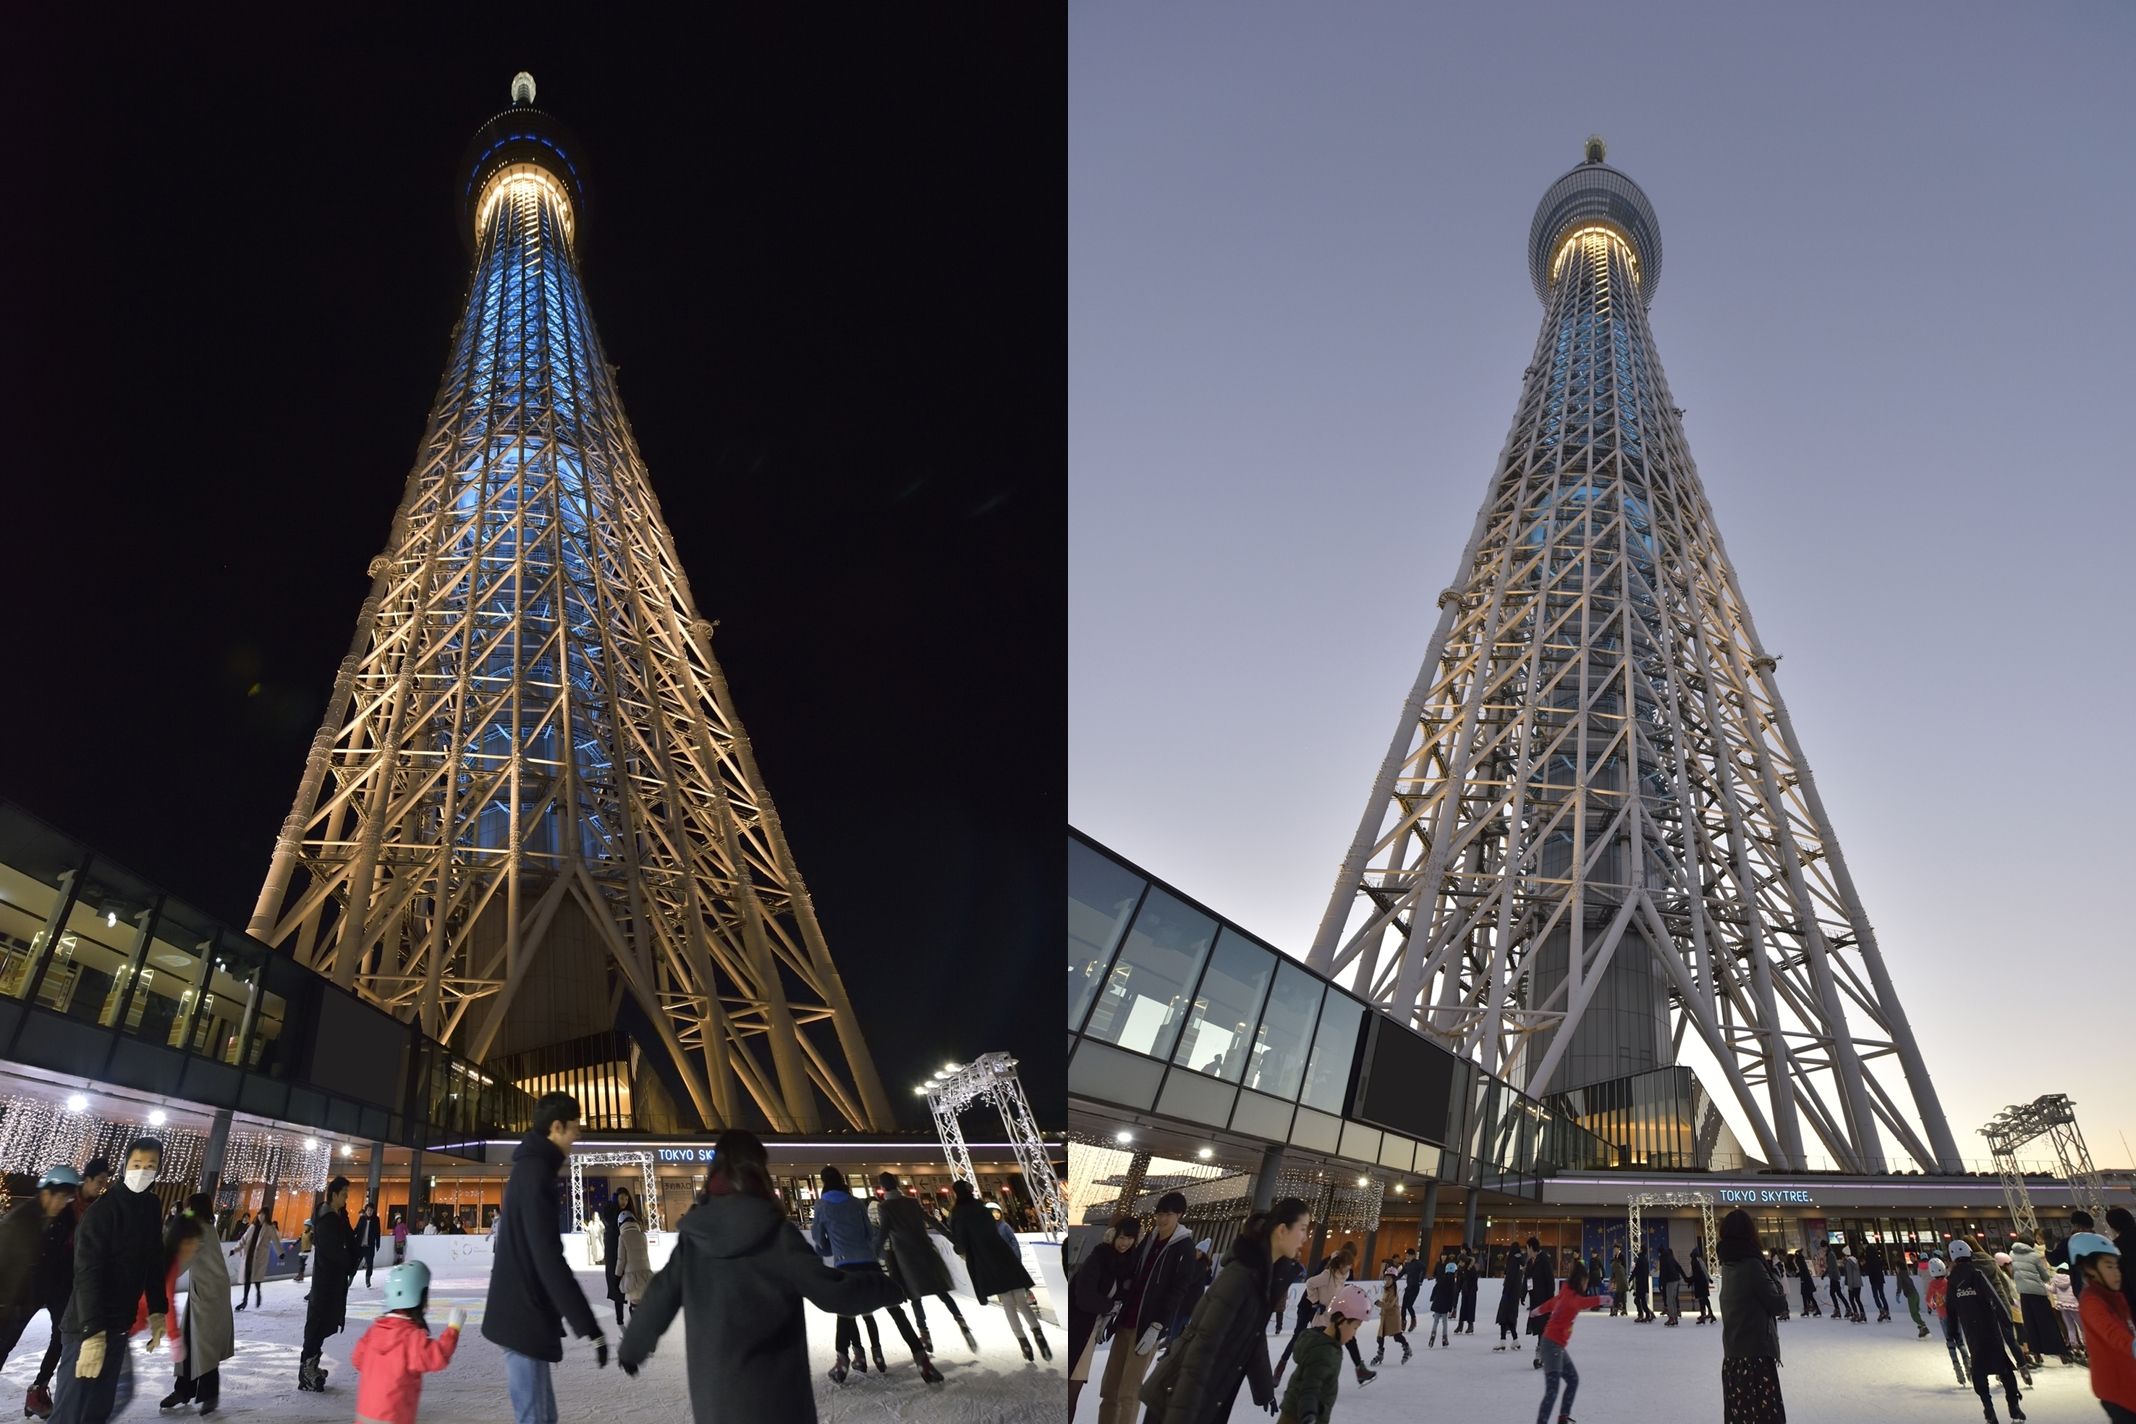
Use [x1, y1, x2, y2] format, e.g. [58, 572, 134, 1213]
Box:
[51, 1138, 165, 1424]
[297, 1176, 358, 1392]
[1, 1164, 80, 1420]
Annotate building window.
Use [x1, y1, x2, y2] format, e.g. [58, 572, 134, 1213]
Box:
[1068, 840, 1146, 1032]
[1170, 929, 1275, 1084]
[1246, 962, 1325, 1101]
[1300, 991, 1366, 1115]
[1078, 888, 1215, 1060]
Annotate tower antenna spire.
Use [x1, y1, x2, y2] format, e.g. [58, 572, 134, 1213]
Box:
[1583, 134, 1607, 164]
[510, 71, 536, 106]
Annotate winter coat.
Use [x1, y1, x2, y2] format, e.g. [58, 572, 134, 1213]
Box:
[617, 1188, 904, 1424]
[351, 1311, 460, 1424]
[180, 1216, 236, 1375]
[1948, 1258, 2015, 1371]
[1609, 1256, 1627, 1291]
[875, 1190, 954, 1299]
[1068, 1238, 1133, 1378]
[304, 1205, 358, 1342]
[1378, 1283, 1403, 1334]
[2007, 1241, 2054, 1297]
[1659, 1252, 1684, 1287]
[238, 1219, 275, 1285]
[1524, 1248, 1555, 1334]
[809, 1189, 876, 1268]
[1140, 1232, 1276, 1424]
[59, 1179, 166, 1336]
[0, 1201, 71, 1357]
[1533, 1283, 1605, 1346]
[1114, 1220, 1197, 1337]
[483, 1131, 601, 1362]
[1841, 1257, 1862, 1290]
[2079, 1284, 2136, 1411]
[1172, 1254, 1213, 1333]
[1720, 1255, 1785, 1362]
[1278, 1325, 1341, 1424]
[1458, 1264, 1480, 1317]
[616, 1214, 653, 1305]
[2050, 1272, 2079, 1314]
[1399, 1256, 1427, 1302]
[1428, 1264, 1460, 1314]
[356, 1213, 382, 1254]
[1495, 1252, 1525, 1330]
[947, 1197, 1033, 1302]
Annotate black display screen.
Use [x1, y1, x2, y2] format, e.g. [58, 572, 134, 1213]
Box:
[1353, 1016, 1463, 1146]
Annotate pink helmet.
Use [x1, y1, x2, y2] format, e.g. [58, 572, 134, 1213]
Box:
[1329, 1282, 1375, 1323]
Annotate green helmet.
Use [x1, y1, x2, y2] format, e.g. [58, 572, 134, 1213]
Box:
[382, 1260, 432, 1312]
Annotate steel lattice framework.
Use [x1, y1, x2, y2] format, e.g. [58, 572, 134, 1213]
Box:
[1309, 139, 1959, 1175]
[923, 1053, 1066, 1237]
[248, 73, 892, 1133]
[1981, 1095, 2112, 1241]
[568, 1151, 662, 1236]
[1627, 1191, 1716, 1277]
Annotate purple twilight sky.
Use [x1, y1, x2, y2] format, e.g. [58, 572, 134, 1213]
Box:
[1070, 1, 2136, 1173]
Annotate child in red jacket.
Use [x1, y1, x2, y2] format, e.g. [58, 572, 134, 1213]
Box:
[2071, 1234, 2136, 1424]
[351, 1261, 463, 1424]
[1529, 1261, 1608, 1424]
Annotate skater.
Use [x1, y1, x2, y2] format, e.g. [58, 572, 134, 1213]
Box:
[1631, 1248, 1654, 1322]
[1692, 1243, 1716, 1323]
[50, 1138, 165, 1424]
[616, 1130, 902, 1424]
[295, 1175, 357, 1392]
[1948, 1240, 2027, 1421]
[1608, 1250, 1627, 1317]
[1270, 1241, 1305, 1336]
[811, 1168, 940, 1384]
[1981, 1243, 2036, 1377]
[1824, 1239, 1846, 1318]
[483, 1093, 610, 1424]
[1865, 1246, 1889, 1321]
[1274, 1247, 1374, 1388]
[1791, 1250, 1819, 1317]
[615, 1204, 652, 1322]
[1717, 1209, 1787, 1423]
[1457, 1252, 1480, 1334]
[1369, 1271, 1411, 1365]
[1169, 1239, 1214, 1340]
[2049, 1264, 2087, 1364]
[356, 1202, 382, 1289]
[876, 1172, 976, 1356]
[1, 1164, 79, 1421]
[1524, 1237, 1555, 1365]
[947, 1179, 1048, 1362]
[1275, 1282, 1372, 1424]
[1528, 1259, 1607, 1424]
[1425, 1259, 1457, 1347]
[233, 1210, 272, 1312]
[1929, 1258, 1973, 1386]
[1660, 1245, 1684, 1325]
[601, 1187, 637, 1330]
[2007, 1237, 2065, 1365]
[351, 1261, 464, 1424]
[1398, 1248, 1426, 1333]
[1841, 1247, 1866, 1323]
[1096, 1188, 1195, 1421]
[158, 1194, 233, 1415]
[1138, 1196, 1306, 1424]
[1894, 1251, 1928, 1335]
[2070, 1233, 2135, 1423]
[1495, 1243, 1528, 1350]
[1068, 1217, 1139, 1419]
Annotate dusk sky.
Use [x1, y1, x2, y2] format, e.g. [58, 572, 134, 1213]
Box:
[1071, 3, 2135, 1170]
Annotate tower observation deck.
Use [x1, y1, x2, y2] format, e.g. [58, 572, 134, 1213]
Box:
[1308, 139, 1960, 1174]
[249, 74, 893, 1134]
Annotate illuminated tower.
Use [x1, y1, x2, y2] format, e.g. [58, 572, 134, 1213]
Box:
[249, 73, 892, 1133]
[1309, 139, 1958, 1173]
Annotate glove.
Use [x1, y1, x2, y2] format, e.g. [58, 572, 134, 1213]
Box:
[75, 1332, 107, 1378]
[1136, 1324, 1161, 1356]
[583, 1332, 609, 1369]
[446, 1307, 466, 1331]
[145, 1314, 166, 1352]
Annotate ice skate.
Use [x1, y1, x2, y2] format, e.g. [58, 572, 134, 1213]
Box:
[871, 1344, 888, 1373]
[1018, 1335, 1034, 1362]
[1355, 1365, 1376, 1386]
[1400, 1342, 1413, 1363]
[829, 1353, 849, 1385]
[1372, 1348, 1385, 1365]
[1425, 1335, 1434, 1348]
[1493, 1342, 1507, 1351]
[914, 1351, 942, 1385]
[1033, 1327, 1050, 1362]
[23, 1386, 51, 1420]
[957, 1318, 979, 1352]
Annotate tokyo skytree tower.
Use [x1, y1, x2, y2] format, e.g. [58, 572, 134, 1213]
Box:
[249, 74, 892, 1133]
[1309, 139, 1958, 1174]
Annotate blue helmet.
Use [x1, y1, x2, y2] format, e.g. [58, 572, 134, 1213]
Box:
[382, 1260, 432, 1312]
[36, 1165, 82, 1191]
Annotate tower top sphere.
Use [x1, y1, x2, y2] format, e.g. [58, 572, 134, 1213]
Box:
[1528, 139, 1662, 306]
[462, 74, 588, 254]
[511, 72, 536, 106]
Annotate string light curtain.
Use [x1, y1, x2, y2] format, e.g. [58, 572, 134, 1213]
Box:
[0, 1097, 329, 1194]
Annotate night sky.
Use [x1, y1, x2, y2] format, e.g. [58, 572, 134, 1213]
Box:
[2, 11, 1062, 1128]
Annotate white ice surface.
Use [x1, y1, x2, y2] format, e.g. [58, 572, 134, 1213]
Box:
[2, 1267, 1061, 1422]
[1076, 1306, 2109, 1423]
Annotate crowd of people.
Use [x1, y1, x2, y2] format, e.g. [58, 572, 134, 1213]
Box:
[1067, 1198, 2136, 1424]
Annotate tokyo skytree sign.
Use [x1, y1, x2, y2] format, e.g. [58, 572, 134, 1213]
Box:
[249, 75, 891, 1133]
[1310, 139, 1959, 1174]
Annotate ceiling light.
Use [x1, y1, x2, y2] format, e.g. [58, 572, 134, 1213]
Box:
[340, 1144, 353, 1157]
[1394, 1184, 1405, 1194]
[304, 1138, 318, 1151]
[1197, 1147, 1213, 1160]
[1115, 1130, 1132, 1145]
[1357, 1177, 1368, 1188]
[66, 1093, 88, 1113]
[106, 911, 117, 928]
[148, 1109, 167, 1126]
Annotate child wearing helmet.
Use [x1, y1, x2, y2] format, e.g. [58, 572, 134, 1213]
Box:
[2069, 1232, 2135, 1423]
[351, 1261, 464, 1424]
[1279, 1280, 1373, 1424]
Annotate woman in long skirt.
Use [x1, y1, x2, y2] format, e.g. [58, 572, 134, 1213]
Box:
[1717, 1209, 1787, 1423]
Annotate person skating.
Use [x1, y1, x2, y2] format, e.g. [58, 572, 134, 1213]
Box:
[2048, 1264, 2086, 1365]
[294, 1175, 357, 1392]
[350, 1260, 463, 1424]
[1929, 1256, 1973, 1385]
[1894, 1251, 1929, 1336]
[1866, 1245, 1890, 1321]
[874, 1172, 976, 1355]
[946, 1179, 1047, 1362]
[1274, 1249, 1375, 1388]
[1425, 1260, 1457, 1347]
[232, 1212, 271, 1313]
[1, 1164, 79, 1421]
[1138, 1197, 1306, 1424]
[2069, 1232, 2135, 1424]
[1824, 1239, 1846, 1319]
[1762, 1249, 1791, 1321]
[1528, 1259, 1607, 1424]
[1494, 1243, 1527, 1350]
[483, 1093, 609, 1424]
[615, 1205, 653, 1324]
[158, 1194, 233, 1415]
[1608, 1251, 1627, 1318]
[1069, 1217, 1139, 1418]
[1631, 1248, 1654, 1322]
[616, 1130, 900, 1424]
[1368, 1272, 1411, 1365]
[1275, 1282, 1372, 1424]
[1979, 1241, 2036, 1380]
[1790, 1251, 1820, 1317]
[1690, 1243, 1715, 1323]
[600, 1187, 636, 1330]
[51, 1138, 165, 1424]
[1457, 1253, 1480, 1334]
[2006, 1236, 2065, 1365]
[1716, 1209, 1786, 1424]
[1524, 1237, 1555, 1365]
[1096, 1189, 1195, 1419]
[1659, 1245, 1684, 1326]
[1949, 1240, 2027, 1422]
[2107, 1207, 2136, 1320]
[811, 1167, 939, 1384]
[355, 1203, 382, 1290]
[1841, 1247, 1866, 1323]
[1398, 1248, 1426, 1333]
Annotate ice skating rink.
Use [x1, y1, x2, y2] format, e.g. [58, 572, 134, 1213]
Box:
[1, 1267, 1061, 1423]
[1076, 1309, 2108, 1423]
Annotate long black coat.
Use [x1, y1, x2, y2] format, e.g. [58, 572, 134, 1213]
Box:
[1141, 1233, 1275, 1424]
[0, 1201, 72, 1356]
[1068, 1238, 1133, 1374]
[618, 1190, 903, 1424]
[1495, 1250, 1526, 1332]
[1948, 1258, 2015, 1373]
[876, 1192, 954, 1298]
[1524, 1248, 1555, 1335]
[59, 1180, 165, 1336]
[946, 1198, 1032, 1301]
[303, 1204, 357, 1341]
[1457, 1264, 1480, 1321]
[483, 1131, 602, 1362]
[1719, 1255, 1785, 1362]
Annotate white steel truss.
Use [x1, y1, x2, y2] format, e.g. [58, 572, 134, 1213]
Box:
[247, 76, 892, 1133]
[569, 1150, 662, 1235]
[1627, 1190, 1716, 1273]
[1310, 140, 1959, 1174]
[1982, 1094, 2111, 1236]
[923, 1052, 1066, 1238]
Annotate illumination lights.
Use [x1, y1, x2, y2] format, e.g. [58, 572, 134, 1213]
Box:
[1197, 1147, 1213, 1160]
[66, 1093, 88, 1114]
[304, 1138, 319, 1151]
[1115, 1130, 1132, 1145]
[148, 1110, 167, 1126]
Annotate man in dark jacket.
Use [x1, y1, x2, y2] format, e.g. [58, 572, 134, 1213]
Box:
[297, 1175, 357, 1391]
[52, 1138, 164, 1424]
[354, 1203, 381, 1288]
[1, 1164, 80, 1419]
[1523, 1236, 1555, 1363]
[875, 1172, 974, 1353]
[484, 1093, 607, 1424]
[1947, 1241, 2025, 1420]
[1398, 1247, 1427, 1332]
[1096, 1189, 1195, 1424]
[618, 1130, 902, 1423]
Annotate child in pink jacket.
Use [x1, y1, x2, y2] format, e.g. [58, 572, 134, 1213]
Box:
[351, 1261, 462, 1424]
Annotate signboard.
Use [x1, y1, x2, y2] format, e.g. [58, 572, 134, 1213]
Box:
[1717, 1187, 1814, 1206]
[653, 1147, 719, 1164]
